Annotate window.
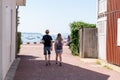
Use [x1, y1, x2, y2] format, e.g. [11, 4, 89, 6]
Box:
[98, 0, 107, 13]
[97, 20, 106, 35]
[117, 18, 120, 46]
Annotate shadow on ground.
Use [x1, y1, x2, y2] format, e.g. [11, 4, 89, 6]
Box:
[14, 55, 110, 80]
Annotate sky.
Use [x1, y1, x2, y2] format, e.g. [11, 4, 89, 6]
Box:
[18, 0, 97, 34]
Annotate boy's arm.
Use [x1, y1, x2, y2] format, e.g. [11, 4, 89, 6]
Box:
[50, 41, 53, 50]
[41, 36, 44, 44]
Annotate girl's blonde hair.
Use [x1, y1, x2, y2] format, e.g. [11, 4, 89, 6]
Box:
[56, 33, 63, 41]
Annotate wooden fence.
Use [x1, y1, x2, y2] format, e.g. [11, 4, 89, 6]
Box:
[79, 28, 98, 58]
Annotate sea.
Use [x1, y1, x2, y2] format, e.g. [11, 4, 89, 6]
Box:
[21, 32, 69, 44]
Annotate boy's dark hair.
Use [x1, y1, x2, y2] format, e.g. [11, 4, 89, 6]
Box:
[45, 29, 49, 34]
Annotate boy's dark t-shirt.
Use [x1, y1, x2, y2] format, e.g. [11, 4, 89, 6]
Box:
[42, 35, 52, 47]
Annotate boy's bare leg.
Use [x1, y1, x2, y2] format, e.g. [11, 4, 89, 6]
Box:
[45, 55, 48, 66]
[48, 55, 51, 65]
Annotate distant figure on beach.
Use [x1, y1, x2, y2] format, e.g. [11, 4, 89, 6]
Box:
[42, 29, 53, 66]
[66, 35, 71, 47]
[54, 33, 64, 66]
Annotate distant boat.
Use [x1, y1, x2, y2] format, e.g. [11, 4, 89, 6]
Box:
[37, 36, 41, 39]
[25, 36, 35, 40]
[21, 32, 69, 44]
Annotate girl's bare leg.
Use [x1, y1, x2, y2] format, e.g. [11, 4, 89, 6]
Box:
[56, 54, 58, 64]
[59, 53, 62, 66]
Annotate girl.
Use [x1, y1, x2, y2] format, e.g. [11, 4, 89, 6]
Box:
[54, 33, 64, 66]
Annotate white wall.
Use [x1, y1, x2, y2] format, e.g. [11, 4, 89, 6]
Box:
[0, 0, 3, 80]
[2, 0, 11, 79]
[98, 0, 107, 13]
[97, 0, 107, 61]
[0, 0, 16, 79]
[97, 17, 107, 60]
[11, 0, 16, 62]
[2, 3, 12, 79]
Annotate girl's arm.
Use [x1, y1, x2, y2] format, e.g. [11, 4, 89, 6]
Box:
[54, 40, 57, 50]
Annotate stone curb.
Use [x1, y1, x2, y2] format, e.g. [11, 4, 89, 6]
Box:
[4, 58, 20, 80]
[80, 58, 120, 73]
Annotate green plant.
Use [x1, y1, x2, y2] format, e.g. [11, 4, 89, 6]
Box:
[104, 65, 112, 70]
[69, 21, 96, 55]
[96, 60, 101, 65]
[17, 32, 22, 54]
[70, 43, 79, 56]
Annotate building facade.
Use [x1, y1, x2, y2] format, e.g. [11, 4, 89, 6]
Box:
[97, 0, 120, 66]
[97, 0, 107, 60]
[0, 1, 2, 79]
[0, 0, 26, 79]
[106, 0, 120, 66]
[0, 0, 16, 80]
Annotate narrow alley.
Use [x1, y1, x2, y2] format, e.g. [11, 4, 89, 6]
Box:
[13, 44, 120, 80]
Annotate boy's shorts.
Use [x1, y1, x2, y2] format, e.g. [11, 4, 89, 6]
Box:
[44, 47, 51, 55]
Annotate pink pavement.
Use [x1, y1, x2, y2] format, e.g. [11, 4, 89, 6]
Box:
[14, 44, 120, 80]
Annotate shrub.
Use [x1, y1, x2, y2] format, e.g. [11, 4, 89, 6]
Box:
[70, 21, 96, 55]
[17, 32, 22, 54]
